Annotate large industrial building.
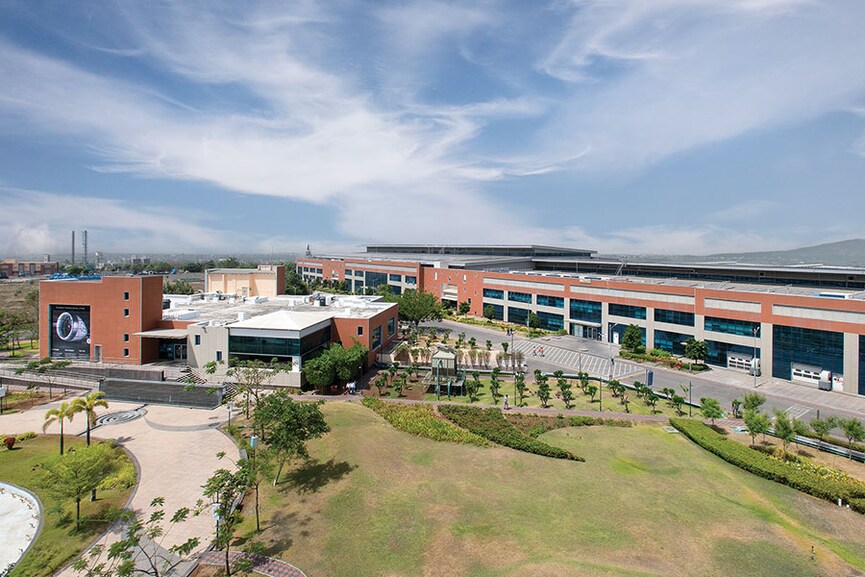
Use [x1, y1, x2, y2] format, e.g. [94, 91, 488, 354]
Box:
[39, 273, 397, 387]
[298, 244, 865, 397]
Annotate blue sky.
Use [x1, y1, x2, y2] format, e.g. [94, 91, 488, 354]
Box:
[1, 0, 864, 257]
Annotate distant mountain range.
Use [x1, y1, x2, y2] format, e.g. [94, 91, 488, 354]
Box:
[614, 239, 865, 268]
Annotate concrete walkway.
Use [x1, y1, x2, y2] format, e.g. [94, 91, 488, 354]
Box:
[200, 550, 307, 577]
[0, 396, 239, 576]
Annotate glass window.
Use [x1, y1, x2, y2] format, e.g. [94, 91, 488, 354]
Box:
[536, 294, 564, 308]
[123, 348, 129, 357]
[123, 333, 129, 342]
[345, 269, 353, 276]
[508, 291, 532, 303]
[123, 291, 129, 300]
[483, 302, 504, 320]
[772, 325, 842, 380]
[536, 311, 564, 331]
[608, 303, 646, 319]
[483, 288, 504, 300]
[365, 271, 387, 289]
[389, 285, 402, 295]
[123, 308, 130, 317]
[389, 274, 402, 282]
[353, 279, 364, 292]
[569, 299, 602, 323]
[357, 326, 364, 336]
[372, 326, 382, 350]
[704, 316, 760, 337]
[387, 317, 395, 337]
[653, 330, 693, 355]
[654, 309, 695, 326]
[216, 351, 223, 361]
[707, 340, 760, 367]
[194, 334, 201, 345]
[405, 276, 417, 285]
[859, 335, 865, 396]
[507, 307, 529, 325]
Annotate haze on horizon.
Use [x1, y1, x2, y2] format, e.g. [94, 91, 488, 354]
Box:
[1, 1, 864, 258]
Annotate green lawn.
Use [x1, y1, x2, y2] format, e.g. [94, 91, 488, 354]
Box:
[0, 435, 136, 577]
[236, 402, 865, 577]
[423, 377, 686, 417]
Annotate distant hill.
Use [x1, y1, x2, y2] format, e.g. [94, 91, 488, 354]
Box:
[606, 239, 865, 268]
[706, 239, 865, 268]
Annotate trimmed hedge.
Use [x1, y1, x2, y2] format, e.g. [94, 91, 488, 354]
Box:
[361, 398, 488, 447]
[439, 405, 584, 461]
[505, 413, 633, 437]
[671, 419, 865, 513]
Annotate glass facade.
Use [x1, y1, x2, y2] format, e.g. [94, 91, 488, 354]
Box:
[229, 325, 331, 360]
[653, 330, 693, 355]
[365, 271, 388, 289]
[405, 276, 417, 285]
[609, 323, 645, 345]
[536, 294, 564, 308]
[353, 279, 364, 292]
[705, 340, 760, 367]
[860, 336, 865, 395]
[388, 285, 402, 295]
[654, 309, 695, 327]
[484, 302, 504, 320]
[772, 325, 843, 380]
[345, 269, 353, 276]
[389, 274, 402, 282]
[372, 326, 382, 350]
[483, 288, 504, 300]
[608, 303, 647, 320]
[508, 307, 529, 325]
[387, 317, 396, 337]
[704, 316, 760, 337]
[508, 291, 533, 303]
[537, 311, 564, 331]
[569, 299, 602, 324]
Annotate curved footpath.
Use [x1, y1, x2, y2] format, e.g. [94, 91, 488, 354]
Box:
[0, 397, 238, 576]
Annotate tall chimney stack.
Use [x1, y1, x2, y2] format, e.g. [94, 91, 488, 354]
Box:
[71, 231, 76, 265]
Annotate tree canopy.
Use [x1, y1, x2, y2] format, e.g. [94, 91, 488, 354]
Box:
[302, 342, 369, 391]
[391, 289, 443, 328]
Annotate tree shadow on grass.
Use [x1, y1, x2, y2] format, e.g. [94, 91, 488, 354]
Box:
[282, 458, 356, 495]
[709, 424, 729, 435]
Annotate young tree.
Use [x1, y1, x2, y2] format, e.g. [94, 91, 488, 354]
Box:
[557, 378, 574, 409]
[501, 341, 509, 355]
[621, 324, 643, 352]
[792, 418, 810, 455]
[486, 339, 493, 351]
[645, 392, 659, 414]
[773, 409, 796, 455]
[578, 372, 590, 394]
[458, 301, 471, 315]
[743, 392, 766, 412]
[489, 372, 501, 404]
[683, 338, 708, 367]
[528, 313, 541, 330]
[840, 418, 865, 458]
[72, 497, 201, 577]
[227, 359, 291, 417]
[586, 384, 598, 403]
[671, 394, 685, 416]
[41, 443, 117, 529]
[809, 416, 838, 449]
[700, 397, 723, 425]
[537, 379, 551, 408]
[743, 409, 770, 446]
[203, 467, 247, 576]
[483, 306, 495, 322]
[44, 400, 80, 455]
[255, 393, 330, 485]
[373, 375, 388, 396]
[514, 372, 527, 407]
[16, 357, 73, 399]
[662, 387, 676, 406]
[465, 374, 481, 402]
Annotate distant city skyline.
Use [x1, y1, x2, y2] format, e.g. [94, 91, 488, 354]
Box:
[1, 1, 864, 257]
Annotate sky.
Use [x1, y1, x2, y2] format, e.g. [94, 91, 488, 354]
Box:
[1, 0, 864, 258]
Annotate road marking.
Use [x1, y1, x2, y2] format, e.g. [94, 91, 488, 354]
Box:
[786, 404, 811, 419]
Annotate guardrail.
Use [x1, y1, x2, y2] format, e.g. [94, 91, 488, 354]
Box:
[0, 367, 100, 390]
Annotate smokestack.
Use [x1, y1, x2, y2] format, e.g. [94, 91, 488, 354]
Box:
[71, 231, 75, 265]
[83, 230, 89, 266]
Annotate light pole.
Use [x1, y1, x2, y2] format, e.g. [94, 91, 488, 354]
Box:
[250, 435, 260, 532]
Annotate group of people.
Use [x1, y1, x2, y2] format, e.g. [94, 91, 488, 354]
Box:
[531, 346, 545, 357]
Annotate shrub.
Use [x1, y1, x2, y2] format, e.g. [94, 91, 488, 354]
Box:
[3, 436, 15, 450]
[671, 419, 865, 510]
[362, 398, 488, 447]
[649, 349, 672, 358]
[440, 405, 584, 461]
[16, 431, 37, 441]
[505, 413, 634, 436]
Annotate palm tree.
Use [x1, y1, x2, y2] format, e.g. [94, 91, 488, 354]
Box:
[74, 391, 109, 446]
[43, 401, 81, 455]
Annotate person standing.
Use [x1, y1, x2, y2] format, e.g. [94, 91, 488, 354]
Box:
[503, 394, 510, 410]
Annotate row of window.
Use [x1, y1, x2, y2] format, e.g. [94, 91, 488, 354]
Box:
[608, 303, 647, 320]
[508, 291, 532, 303]
[704, 316, 760, 337]
[654, 308, 694, 327]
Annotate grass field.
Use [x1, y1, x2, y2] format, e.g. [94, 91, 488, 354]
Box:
[235, 402, 865, 577]
[0, 436, 136, 577]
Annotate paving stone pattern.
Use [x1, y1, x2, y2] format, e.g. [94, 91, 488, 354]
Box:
[200, 550, 307, 577]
